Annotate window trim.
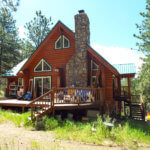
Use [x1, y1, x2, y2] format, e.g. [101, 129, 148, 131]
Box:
[55, 35, 70, 49]
[34, 58, 52, 72]
[63, 35, 70, 48]
[55, 36, 61, 49]
[18, 78, 23, 87]
[91, 60, 99, 71]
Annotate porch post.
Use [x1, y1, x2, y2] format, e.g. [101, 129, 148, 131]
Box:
[101, 67, 105, 115]
[127, 77, 131, 98]
[117, 77, 121, 116]
[90, 57, 93, 87]
[127, 77, 132, 117]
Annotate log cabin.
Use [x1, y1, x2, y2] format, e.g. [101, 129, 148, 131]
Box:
[2, 10, 145, 120]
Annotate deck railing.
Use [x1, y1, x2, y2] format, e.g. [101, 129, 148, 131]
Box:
[53, 88, 104, 104]
[131, 95, 141, 104]
[28, 87, 104, 120]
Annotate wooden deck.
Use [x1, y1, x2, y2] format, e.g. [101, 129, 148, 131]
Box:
[0, 98, 99, 112]
[0, 99, 31, 112]
[0, 88, 104, 120]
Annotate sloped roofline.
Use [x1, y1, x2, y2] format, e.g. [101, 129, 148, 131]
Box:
[2, 58, 29, 77]
[17, 20, 74, 74]
[113, 63, 136, 75]
[86, 43, 119, 76]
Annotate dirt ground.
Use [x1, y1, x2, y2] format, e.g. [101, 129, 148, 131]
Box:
[0, 123, 149, 150]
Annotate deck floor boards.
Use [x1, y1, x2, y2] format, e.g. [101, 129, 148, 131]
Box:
[0, 99, 99, 110]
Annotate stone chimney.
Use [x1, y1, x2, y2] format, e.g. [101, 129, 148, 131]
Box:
[66, 10, 90, 87]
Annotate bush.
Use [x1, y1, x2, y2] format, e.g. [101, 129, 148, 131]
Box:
[0, 109, 150, 148]
[45, 116, 59, 130]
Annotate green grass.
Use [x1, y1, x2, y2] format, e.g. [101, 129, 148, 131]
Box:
[0, 109, 32, 127]
[33, 115, 150, 149]
[0, 109, 150, 149]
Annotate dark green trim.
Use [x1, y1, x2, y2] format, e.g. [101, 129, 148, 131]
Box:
[18, 20, 74, 76]
[86, 43, 119, 75]
[2, 58, 29, 77]
[33, 57, 52, 73]
[54, 34, 71, 50]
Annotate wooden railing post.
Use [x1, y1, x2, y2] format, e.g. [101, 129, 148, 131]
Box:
[31, 106, 33, 120]
[99, 88, 102, 115]
[140, 95, 145, 121]
[51, 90, 54, 116]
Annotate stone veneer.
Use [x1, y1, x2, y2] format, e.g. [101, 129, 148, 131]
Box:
[66, 11, 90, 87]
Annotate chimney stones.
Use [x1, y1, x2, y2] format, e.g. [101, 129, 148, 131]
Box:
[66, 10, 90, 87]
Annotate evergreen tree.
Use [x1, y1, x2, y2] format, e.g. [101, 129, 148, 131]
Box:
[134, 0, 150, 111]
[19, 39, 35, 59]
[0, 0, 20, 11]
[25, 10, 53, 49]
[0, 8, 20, 75]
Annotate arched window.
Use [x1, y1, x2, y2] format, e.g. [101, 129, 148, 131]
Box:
[55, 35, 70, 49]
[34, 58, 52, 72]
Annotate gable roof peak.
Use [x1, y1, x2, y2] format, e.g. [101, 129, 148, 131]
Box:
[56, 20, 74, 34]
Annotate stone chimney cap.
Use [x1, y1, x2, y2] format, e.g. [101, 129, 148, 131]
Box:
[78, 10, 85, 14]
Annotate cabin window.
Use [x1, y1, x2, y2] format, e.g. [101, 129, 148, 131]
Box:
[91, 60, 99, 71]
[55, 35, 70, 49]
[34, 59, 52, 72]
[55, 36, 61, 49]
[18, 78, 23, 87]
[92, 76, 96, 86]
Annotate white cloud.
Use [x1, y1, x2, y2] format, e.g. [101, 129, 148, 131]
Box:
[18, 26, 26, 39]
[91, 43, 144, 73]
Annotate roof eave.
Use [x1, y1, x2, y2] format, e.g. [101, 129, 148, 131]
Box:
[19, 20, 74, 72]
[86, 43, 119, 76]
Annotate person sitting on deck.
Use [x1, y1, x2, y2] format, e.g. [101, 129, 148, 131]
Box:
[17, 86, 24, 99]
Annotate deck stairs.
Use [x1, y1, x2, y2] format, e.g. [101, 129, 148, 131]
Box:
[27, 90, 54, 120]
[124, 95, 145, 121]
[115, 94, 145, 120]
[130, 103, 145, 120]
[33, 106, 52, 119]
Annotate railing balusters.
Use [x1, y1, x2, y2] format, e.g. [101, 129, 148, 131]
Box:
[28, 88, 104, 120]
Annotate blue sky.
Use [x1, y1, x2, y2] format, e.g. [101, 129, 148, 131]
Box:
[14, 0, 146, 72]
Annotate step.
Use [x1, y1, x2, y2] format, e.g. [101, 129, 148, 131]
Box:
[132, 115, 143, 117]
[42, 107, 49, 111]
[131, 104, 141, 106]
[132, 113, 143, 115]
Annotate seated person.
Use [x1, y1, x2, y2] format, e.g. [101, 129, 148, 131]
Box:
[17, 86, 24, 98]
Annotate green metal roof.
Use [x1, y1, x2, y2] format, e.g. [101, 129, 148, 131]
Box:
[2, 59, 136, 77]
[2, 58, 28, 77]
[113, 63, 136, 75]
[1, 21, 136, 77]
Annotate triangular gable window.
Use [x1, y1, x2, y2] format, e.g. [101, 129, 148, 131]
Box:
[55, 35, 70, 49]
[34, 59, 52, 72]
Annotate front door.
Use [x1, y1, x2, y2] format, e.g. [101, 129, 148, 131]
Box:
[34, 76, 52, 97]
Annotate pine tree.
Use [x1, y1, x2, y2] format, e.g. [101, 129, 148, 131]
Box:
[19, 39, 35, 59]
[25, 10, 53, 49]
[134, 0, 150, 111]
[0, 8, 20, 75]
[0, 0, 20, 11]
